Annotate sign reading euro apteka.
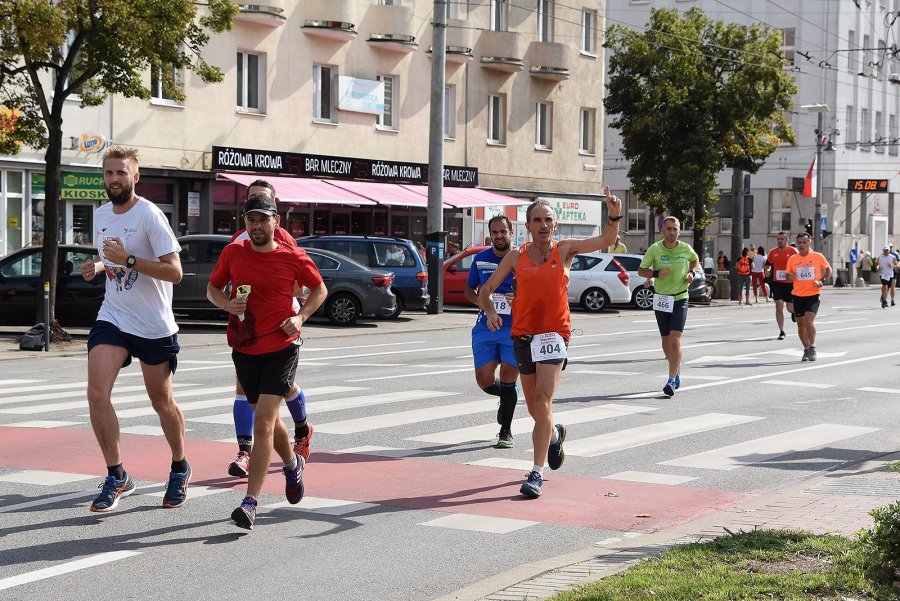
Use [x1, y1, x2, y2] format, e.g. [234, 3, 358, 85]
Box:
[212, 146, 477, 187]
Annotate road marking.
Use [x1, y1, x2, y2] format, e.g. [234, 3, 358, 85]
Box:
[5, 420, 81, 428]
[570, 369, 643, 376]
[761, 380, 835, 389]
[298, 341, 427, 352]
[120, 425, 194, 436]
[564, 413, 765, 457]
[0, 383, 196, 406]
[0, 386, 236, 415]
[0, 470, 96, 486]
[659, 424, 880, 471]
[266, 496, 379, 516]
[305, 344, 471, 362]
[0, 379, 41, 385]
[603, 471, 698, 485]
[0, 551, 142, 592]
[466, 458, 535, 471]
[574, 324, 724, 349]
[348, 367, 473, 382]
[139, 484, 227, 499]
[420, 513, 538, 534]
[686, 349, 847, 365]
[409, 404, 657, 445]
[682, 375, 729, 380]
[316, 400, 493, 434]
[335, 446, 420, 458]
[858, 387, 900, 394]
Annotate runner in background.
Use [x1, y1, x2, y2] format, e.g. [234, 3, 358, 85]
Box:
[766, 232, 798, 340]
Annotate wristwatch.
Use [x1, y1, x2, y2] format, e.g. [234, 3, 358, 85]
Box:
[126, 255, 137, 268]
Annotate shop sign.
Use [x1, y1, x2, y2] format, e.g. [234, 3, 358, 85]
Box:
[337, 76, 384, 115]
[8, 215, 19, 227]
[539, 197, 604, 226]
[0, 107, 21, 132]
[187, 192, 200, 217]
[32, 172, 106, 200]
[78, 132, 108, 153]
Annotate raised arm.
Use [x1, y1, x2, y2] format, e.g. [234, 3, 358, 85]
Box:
[558, 185, 623, 259]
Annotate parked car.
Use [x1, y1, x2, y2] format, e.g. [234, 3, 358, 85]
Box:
[296, 235, 428, 319]
[0, 244, 103, 326]
[612, 253, 711, 308]
[443, 245, 488, 306]
[174, 234, 396, 325]
[567, 253, 631, 312]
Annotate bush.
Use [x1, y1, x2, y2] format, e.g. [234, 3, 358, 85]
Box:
[858, 501, 900, 577]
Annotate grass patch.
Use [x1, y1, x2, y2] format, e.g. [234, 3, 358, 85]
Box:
[552, 529, 900, 600]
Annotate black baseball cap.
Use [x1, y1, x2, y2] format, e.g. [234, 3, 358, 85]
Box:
[243, 193, 277, 216]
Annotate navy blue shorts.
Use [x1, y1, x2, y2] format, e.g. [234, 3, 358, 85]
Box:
[87, 320, 179, 373]
[654, 299, 688, 336]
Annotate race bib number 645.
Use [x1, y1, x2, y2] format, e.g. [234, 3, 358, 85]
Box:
[530, 332, 567, 361]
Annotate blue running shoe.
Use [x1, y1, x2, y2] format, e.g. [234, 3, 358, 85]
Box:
[520, 470, 543, 498]
[232, 496, 257, 530]
[163, 463, 191, 508]
[673, 373, 681, 390]
[547, 424, 567, 470]
[90, 473, 135, 513]
[283, 454, 305, 504]
[663, 378, 676, 397]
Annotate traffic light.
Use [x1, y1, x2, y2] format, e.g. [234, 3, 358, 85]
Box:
[822, 230, 832, 239]
[804, 219, 813, 235]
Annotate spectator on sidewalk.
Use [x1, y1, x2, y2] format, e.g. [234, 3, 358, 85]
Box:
[736, 248, 752, 305]
[751, 246, 769, 303]
[718, 250, 729, 272]
[860, 250, 872, 286]
[703, 253, 715, 275]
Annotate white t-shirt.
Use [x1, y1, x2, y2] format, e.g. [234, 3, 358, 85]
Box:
[751, 254, 767, 273]
[95, 197, 181, 338]
[878, 253, 896, 279]
[703, 256, 715, 270]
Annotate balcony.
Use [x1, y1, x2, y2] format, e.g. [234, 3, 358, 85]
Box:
[233, 1, 285, 27]
[367, 4, 417, 54]
[478, 30, 524, 73]
[302, 0, 358, 42]
[528, 42, 571, 81]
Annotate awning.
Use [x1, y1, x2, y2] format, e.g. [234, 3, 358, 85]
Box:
[325, 179, 449, 208]
[218, 173, 377, 206]
[406, 185, 530, 208]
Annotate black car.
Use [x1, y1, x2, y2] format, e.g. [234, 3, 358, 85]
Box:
[0, 245, 103, 326]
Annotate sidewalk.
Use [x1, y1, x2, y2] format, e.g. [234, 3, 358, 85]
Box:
[438, 452, 900, 601]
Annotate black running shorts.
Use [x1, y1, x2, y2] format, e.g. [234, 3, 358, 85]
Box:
[792, 294, 820, 318]
[232, 344, 299, 404]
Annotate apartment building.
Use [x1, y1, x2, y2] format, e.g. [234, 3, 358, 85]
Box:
[604, 0, 900, 277]
[0, 0, 606, 256]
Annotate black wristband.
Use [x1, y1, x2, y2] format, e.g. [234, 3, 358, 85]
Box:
[607, 214, 624, 222]
[652, 270, 660, 278]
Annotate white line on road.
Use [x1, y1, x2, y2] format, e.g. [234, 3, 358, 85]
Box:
[297, 341, 427, 352]
[0, 386, 237, 416]
[603, 471, 698, 485]
[569, 369, 643, 376]
[316, 400, 492, 434]
[761, 380, 835, 389]
[420, 513, 538, 534]
[0, 380, 42, 385]
[0, 383, 198, 407]
[0, 551, 142, 592]
[348, 367, 473, 382]
[858, 387, 900, 395]
[305, 345, 471, 362]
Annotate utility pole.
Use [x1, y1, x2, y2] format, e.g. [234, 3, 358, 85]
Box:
[426, 0, 447, 314]
[729, 168, 744, 300]
[813, 110, 825, 252]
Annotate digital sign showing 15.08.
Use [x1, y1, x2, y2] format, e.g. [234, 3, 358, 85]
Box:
[848, 179, 889, 191]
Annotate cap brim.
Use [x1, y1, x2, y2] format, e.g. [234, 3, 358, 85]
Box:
[243, 209, 277, 216]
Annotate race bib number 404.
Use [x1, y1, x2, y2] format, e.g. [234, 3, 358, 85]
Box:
[653, 293, 675, 313]
[492, 293, 511, 315]
[797, 266, 815, 281]
[530, 332, 567, 361]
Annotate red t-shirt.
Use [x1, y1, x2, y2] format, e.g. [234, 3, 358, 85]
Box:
[230, 226, 297, 247]
[767, 246, 798, 282]
[209, 240, 323, 354]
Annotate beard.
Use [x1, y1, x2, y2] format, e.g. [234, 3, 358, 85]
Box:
[492, 239, 510, 252]
[249, 229, 272, 247]
[105, 182, 134, 205]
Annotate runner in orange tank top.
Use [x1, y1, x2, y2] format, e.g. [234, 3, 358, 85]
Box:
[477, 185, 623, 499]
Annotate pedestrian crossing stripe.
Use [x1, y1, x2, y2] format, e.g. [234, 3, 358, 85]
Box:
[265, 496, 378, 516]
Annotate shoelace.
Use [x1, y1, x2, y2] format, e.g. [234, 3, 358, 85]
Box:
[166, 472, 186, 496]
[98, 475, 119, 493]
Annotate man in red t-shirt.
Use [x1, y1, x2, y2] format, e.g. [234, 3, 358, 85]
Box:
[766, 231, 799, 340]
[208, 193, 327, 530]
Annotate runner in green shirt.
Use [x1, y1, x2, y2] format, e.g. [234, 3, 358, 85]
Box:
[638, 217, 700, 397]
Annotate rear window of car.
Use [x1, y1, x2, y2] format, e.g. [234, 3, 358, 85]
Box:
[61, 250, 97, 275]
[615, 256, 642, 272]
[308, 252, 340, 270]
[1, 251, 41, 277]
[572, 255, 603, 271]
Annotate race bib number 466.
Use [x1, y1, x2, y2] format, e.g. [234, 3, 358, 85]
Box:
[653, 293, 675, 313]
[530, 332, 567, 361]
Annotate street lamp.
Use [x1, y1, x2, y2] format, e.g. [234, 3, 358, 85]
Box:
[802, 103, 829, 251]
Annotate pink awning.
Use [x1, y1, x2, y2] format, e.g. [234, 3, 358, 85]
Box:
[404, 185, 529, 208]
[326, 179, 448, 208]
[218, 173, 377, 206]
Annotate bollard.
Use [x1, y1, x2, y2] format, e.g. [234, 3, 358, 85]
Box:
[43, 281, 50, 352]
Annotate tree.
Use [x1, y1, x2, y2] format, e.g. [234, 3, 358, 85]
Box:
[604, 7, 797, 254]
[0, 0, 236, 333]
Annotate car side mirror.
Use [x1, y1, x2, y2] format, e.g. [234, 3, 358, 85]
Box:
[447, 264, 457, 273]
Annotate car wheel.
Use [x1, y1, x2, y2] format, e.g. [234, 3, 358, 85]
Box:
[384, 293, 404, 319]
[325, 292, 361, 326]
[633, 286, 654, 310]
[580, 287, 609, 312]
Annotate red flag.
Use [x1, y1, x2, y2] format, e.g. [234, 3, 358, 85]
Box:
[802, 157, 817, 197]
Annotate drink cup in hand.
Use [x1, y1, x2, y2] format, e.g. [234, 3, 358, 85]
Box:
[236, 284, 251, 321]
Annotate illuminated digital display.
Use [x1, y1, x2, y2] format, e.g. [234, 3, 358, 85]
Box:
[847, 179, 889, 191]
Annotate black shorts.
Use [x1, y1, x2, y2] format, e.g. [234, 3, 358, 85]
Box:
[87, 320, 179, 373]
[512, 334, 568, 376]
[770, 282, 793, 302]
[654, 299, 688, 336]
[232, 344, 299, 404]
[792, 295, 820, 318]
[882, 277, 894, 287]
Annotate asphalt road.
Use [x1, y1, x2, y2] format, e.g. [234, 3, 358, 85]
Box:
[0, 288, 897, 600]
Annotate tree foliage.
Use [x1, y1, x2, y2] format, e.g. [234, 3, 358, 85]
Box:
[0, 0, 236, 329]
[604, 7, 798, 227]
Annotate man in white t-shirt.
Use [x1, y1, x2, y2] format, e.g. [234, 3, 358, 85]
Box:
[877, 246, 896, 309]
[80, 146, 190, 514]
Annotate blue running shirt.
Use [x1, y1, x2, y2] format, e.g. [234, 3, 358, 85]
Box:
[467, 247, 515, 328]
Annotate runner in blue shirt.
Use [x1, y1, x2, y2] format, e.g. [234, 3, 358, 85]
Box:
[465, 215, 519, 448]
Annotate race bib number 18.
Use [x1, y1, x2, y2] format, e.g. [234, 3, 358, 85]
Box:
[492, 293, 511, 315]
[797, 266, 815, 281]
[530, 332, 567, 361]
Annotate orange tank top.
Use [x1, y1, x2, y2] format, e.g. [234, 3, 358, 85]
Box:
[512, 242, 571, 340]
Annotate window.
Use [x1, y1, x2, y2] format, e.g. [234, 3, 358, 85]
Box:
[490, 0, 507, 31]
[848, 31, 857, 71]
[876, 111, 884, 153]
[447, 0, 466, 20]
[579, 108, 595, 154]
[770, 190, 792, 232]
[376, 74, 397, 130]
[581, 9, 597, 55]
[538, 0, 554, 43]
[627, 192, 647, 232]
[535, 102, 553, 150]
[308, 252, 340, 271]
[877, 39, 886, 77]
[863, 34, 873, 75]
[379, 0, 400, 4]
[847, 105, 857, 147]
[570, 255, 602, 271]
[237, 51, 264, 113]
[779, 28, 795, 66]
[151, 63, 182, 104]
[890, 114, 898, 156]
[487, 94, 506, 144]
[861, 108, 871, 150]
[375, 243, 414, 267]
[313, 64, 337, 122]
[178, 241, 201, 265]
[444, 85, 456, 139]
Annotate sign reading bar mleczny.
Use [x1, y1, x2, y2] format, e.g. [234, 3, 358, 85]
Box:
[211, 146, 477, 187]
[847, 179, 889, 192]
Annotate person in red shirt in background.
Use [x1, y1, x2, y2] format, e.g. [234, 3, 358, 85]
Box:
[208, 194, 327, 530]
[766, 231, 799, 340]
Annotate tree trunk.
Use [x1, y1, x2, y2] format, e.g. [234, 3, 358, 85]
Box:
[35, 117, 63, 329]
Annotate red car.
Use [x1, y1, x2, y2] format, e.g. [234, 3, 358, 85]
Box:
[442, 245, 489, 305]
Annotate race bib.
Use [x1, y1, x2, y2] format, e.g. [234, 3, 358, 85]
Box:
[530, 332, 567, 361]
[492, 293, 511, 315]
[797, 266, 815, 281]
[653, 293, 675, 313]
[775, 269, 787, 281]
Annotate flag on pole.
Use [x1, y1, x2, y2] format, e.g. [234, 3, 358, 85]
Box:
[802, 157, 817, 197]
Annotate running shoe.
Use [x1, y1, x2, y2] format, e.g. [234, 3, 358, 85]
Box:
[673, 373, 681, 390]
[232, 496, 257, 530]
[293, 424, 314, 462]
[519, 470, 543, 498]
[883, 299, 888, 309]
[162, 463, 191, 509]
[547, 424, 567, 470]
[495, 428, 513, 449]
[777, 331, 786, 340]
[801, 348, 810, 362]
[228, 450, 251, 478]
[893, 301, 896, 307]
[807, 346, 817, 362]
[90, 473, 135, 513]
[791, 313, 797, 323]
[283, 454, 305, 504]
[663, 378, 676, 397]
